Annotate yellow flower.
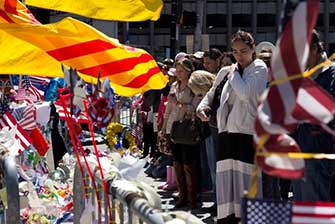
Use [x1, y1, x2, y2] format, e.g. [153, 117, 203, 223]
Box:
[106, 122, 137, 150]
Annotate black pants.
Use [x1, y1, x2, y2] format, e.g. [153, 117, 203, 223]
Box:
[51, 129, 67, 168]
[142, 122, 157, 157]
[50, 104, 67, 168]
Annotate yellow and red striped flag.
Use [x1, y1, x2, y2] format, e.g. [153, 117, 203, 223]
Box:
[26, 0, 163, 21]
[0, 0, 64, 77]
[0, 0, 167, 96]
[0, 0, 39, 24]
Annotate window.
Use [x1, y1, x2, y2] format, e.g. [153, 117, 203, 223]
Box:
[181, 11, 196, 28]
[316, 14, 324, 27]
[129, 21, 149, 29]
[257, 14, 276, 27]
[330, 14, 335, 26]
[207, 14, 226, 28]
[232, 14, 252, 27]
[156, 14, 174, 28]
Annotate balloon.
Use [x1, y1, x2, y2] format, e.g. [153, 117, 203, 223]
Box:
[44, 78, 66, 101]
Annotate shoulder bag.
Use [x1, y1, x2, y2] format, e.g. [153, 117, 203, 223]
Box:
[170, 118, 201, 145]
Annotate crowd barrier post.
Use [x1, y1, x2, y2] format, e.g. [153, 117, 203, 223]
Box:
[0, 147, 19, 224]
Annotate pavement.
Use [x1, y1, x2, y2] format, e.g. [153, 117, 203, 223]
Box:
[136, 163, 216, 224]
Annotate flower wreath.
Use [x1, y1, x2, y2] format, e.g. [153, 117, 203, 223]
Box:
[106, 122, 136, 151]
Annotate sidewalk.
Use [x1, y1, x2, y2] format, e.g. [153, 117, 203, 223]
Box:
[137, 164, 216, 224]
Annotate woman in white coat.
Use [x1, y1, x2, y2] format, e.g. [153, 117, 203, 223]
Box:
[197, 30, 268, 223]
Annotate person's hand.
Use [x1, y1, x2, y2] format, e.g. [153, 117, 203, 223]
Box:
[197, 108, 211, 122]
[167, 93, 177, 104]
[231, 63, 238, 71]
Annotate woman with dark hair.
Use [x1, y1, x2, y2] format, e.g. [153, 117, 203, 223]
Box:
[161, 58, 200, 209]
[197, 30, 268, 223]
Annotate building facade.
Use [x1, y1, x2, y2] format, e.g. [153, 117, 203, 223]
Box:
[120, 0, 335, 60]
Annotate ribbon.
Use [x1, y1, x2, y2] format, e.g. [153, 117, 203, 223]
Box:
[84, 100, 114, 223]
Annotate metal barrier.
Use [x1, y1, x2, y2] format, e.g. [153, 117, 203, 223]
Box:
[73, 161, 204, 224]
[73, 161, 111, 224]
[112, 100, 132, 127]
[109, 183, 166, 224]
[0, 146, 20, 224]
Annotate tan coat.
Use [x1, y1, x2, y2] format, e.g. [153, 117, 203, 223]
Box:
[163, 81, 199, 134]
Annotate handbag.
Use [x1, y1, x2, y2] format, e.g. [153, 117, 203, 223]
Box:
[201, 122, 211, 138]
[170, 118, 201, 145]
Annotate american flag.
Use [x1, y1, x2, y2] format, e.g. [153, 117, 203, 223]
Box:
[130, 125, 143, 149]
[9, 75, 49, 91]
[21, 76, 44, 102]
[0, 112, 32, 155]
[254, 0, 335, 179]
[242, 197, 335, 224]
[18, 104, 36, 131]
[27, 76, 50, 92]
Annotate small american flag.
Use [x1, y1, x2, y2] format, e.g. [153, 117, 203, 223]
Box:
[21, 76, 44, 101]
[130, 125, 143, 149]
[242, 198, 335, 224]
[0, 112, 32, 155]
[18, 104, 36, 131]
[28, 76, 50, 92]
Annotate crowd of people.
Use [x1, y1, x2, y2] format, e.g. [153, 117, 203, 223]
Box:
[132, 29, 335, 224]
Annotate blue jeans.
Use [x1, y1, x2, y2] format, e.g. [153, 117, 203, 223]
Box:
[205, 127, 218, 193]
[200, 140, 212, 191]
[292, 159, 333, 201]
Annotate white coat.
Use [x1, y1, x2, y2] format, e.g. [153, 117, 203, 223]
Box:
[197, 59, 268, 134]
